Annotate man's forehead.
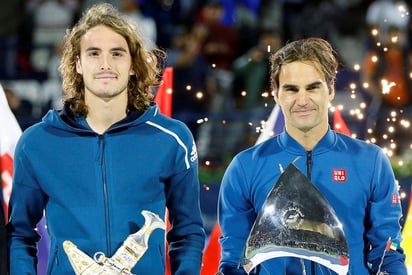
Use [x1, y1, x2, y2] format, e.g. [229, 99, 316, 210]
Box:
[81, 25, 128, 47]
[279, 61, 325, 83]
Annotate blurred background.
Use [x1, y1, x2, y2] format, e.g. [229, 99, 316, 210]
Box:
[1, 0, 412, 272]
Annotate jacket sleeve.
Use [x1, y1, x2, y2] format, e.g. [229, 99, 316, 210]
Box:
[367, 149, 407, 274]
[165, 133, 205, 275]
[217, 156, 257, 275]
[7, 139, 46, 275]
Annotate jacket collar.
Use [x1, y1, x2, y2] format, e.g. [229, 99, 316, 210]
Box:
[45, 104, 161, 133]
[278, 128, 336, 154]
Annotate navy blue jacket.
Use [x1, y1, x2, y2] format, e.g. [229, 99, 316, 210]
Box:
[8, 104, 205, 274]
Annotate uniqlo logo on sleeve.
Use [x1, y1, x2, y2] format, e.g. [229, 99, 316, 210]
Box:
[332, 169, 347, 182]
[392, 194, 401, 204]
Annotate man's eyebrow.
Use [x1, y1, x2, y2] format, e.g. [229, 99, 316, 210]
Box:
[281, 81, 323, 90]
[282, 83, 298, 90]
[306, 81, 323, 89]
[85, 47, 128, 52]
[110, 47, 128, 52]
[85, 47, 100, 52]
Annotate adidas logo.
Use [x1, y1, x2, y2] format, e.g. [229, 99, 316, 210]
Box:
[190, 141, 198, 162]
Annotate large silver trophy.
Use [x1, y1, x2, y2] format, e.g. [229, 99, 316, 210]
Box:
[63, 210, 166, 274]
[242, 163, 349, 275]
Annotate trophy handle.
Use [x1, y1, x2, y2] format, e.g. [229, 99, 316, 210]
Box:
[64, 210, 166, 274]
[97, 210, 166, 271]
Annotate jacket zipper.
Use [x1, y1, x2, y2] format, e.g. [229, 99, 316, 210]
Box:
[306, 151, 312, 180]
[306, 151, 315, 274]
[99, 135, 111, 254]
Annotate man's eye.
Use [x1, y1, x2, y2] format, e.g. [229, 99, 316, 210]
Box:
[308, 86, 321, 91]
[113, 52, 123, 57]
[88, 51, 99, 56]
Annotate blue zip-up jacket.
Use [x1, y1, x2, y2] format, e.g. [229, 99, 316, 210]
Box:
[7, 104, 205, 274]
[218, 129, 406, 274]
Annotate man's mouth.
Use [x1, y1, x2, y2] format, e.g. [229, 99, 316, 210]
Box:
[294, 109, 314, 116]
[95, 73, 117, 80]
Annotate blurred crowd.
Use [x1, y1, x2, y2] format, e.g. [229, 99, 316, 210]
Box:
[1, 0, 412, 161]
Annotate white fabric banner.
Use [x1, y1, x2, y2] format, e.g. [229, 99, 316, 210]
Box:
[0, 83, 22, 210]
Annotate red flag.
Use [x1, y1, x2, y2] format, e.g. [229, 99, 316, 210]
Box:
[0, 84, 22, 219]
[0, 83, 22, 273]
[201, 222, 222, 274]
[333, 108, 351, 136]
[0, 84, 51, 274]
[154, 67, 174, 275]
[155, 67, 173, 117]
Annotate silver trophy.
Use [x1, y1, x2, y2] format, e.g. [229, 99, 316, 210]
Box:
[63, 210, 166, 274]
[242, 163, 349, 275]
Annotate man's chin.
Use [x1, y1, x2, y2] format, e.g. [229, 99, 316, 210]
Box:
[293, 122, 315, 132]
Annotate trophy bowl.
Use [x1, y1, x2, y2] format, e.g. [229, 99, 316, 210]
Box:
[242, 163, 349, 275]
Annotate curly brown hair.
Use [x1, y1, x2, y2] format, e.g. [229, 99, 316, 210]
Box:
[270, 37, 338, 95]
[59, 3, 164, 116]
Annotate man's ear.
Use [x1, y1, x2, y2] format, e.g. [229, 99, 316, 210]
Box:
[75, 56, 82, 74]
[329, 86, 335, 101]
[273, 90, 280, 105]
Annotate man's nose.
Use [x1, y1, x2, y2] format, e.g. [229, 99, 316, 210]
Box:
[99, 55, 112, 70]
[295, 90, 309, 105]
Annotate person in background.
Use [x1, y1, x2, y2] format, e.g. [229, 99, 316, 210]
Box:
[120, 0, 157, 51]
[232, 29, 281, 111]
[193, 1, 239, 112]
[3, 86, 36, 130]
[218, 37, 407, 274]
[166, 29, 214, 138]
[0, 0, 25, 78]
[29, 0, 78, 72]
[7, 3, 205, 274]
